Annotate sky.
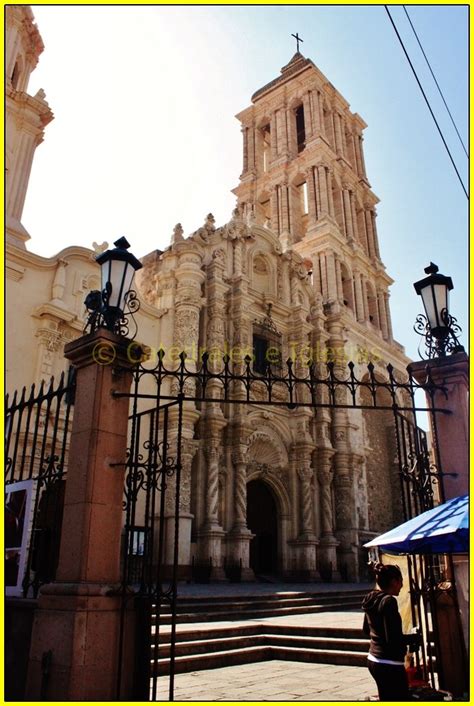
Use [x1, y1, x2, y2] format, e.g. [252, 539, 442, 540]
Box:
[23, 4, 469, 364]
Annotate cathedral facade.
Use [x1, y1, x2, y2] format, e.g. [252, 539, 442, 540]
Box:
[6, 7, 409, 583]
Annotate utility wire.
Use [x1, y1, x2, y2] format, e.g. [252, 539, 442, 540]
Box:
[385, 5, 468, 199]
[403, 5, 468, 159]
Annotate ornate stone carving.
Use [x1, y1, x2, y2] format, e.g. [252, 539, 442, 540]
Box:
[211, 247, 226, 265]
[232, 449, 248, 528]
[317, 467, 334, 536]
[174, 307, 200, 348]
[205, 444, 220, 522]
[298, 464, 314, 534]
[171, 222, 184, 245]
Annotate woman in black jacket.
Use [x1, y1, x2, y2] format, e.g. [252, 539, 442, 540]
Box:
[362, 561, 418, 701]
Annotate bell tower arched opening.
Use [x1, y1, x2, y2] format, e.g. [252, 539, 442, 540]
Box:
[295, 104, 306, 153]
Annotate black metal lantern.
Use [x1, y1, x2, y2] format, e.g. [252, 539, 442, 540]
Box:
[84, 237, 142, 338]
[413, 262, 464, 359]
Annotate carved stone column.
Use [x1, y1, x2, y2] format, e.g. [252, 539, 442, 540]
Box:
[247, 122, 256, 172]
[287, 106, 297, 156]
[350, 192, 359, 243]
[316, 449, 341, 581]
[204, 445, 221, 529]
[371, 209, 381, 259]
[280, 104, 289, 157]
[354, 132, 363, 176]
[167, 242, 204, 577]
[325, 251, 338, 302]
[317, 165, 329, 215]
[241, 125, 249, 175]
[306, 167, 318, 230]
[326, 307, 358, 580]
[364, 208, 376, 259]
[298, 465, 314, 539]
[319, 253, 329, 301]
[289, 451, 319, 581]
[197, 441, 227, 581]
[335, 258, 343, 303]
[302, 92, 313, 141]
[334, 112, 344, 154]
[270, 184, 280, 235]
[377, 289, 389, 339]
[228, 446, 255, 581]
[354, 271, 366, 323]
[163, 438, 197, 576]
[342, 187, 354, 241]
[205, 248, 228, 411]
[232, 450, 247, 532]
[311, 90, 322, 135]
[384, 292, 393, 340]
[270, 111, 278, 162]
[279, 181, 291, 249]
[327, 168, 335, 218]
[358, 134, 368, 179]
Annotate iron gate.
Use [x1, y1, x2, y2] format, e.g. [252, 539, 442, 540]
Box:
[114, 351, 451, 699]
[116, 396, 184, 700]
[5, 371, 75, 598]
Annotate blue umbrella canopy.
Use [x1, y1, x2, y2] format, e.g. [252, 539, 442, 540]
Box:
[364, 494, 468, 554]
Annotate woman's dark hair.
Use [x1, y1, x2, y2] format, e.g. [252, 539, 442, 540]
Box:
[368, 560, 402, 590]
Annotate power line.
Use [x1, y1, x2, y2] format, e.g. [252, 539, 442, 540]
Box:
[385, 5, 468, 200]
[403, 5, 468, 159]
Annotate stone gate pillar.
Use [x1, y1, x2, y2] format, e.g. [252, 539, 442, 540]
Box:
[408, 351, 469, 690]
[408, 352, 468, 499]
[26, 330, 138, 700]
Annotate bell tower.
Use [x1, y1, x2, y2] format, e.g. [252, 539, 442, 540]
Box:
[232, 49, 395, 345]
[6, 6, 53, 248]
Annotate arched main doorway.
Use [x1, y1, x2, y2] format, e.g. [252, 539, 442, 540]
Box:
[247, 479, 278, 576]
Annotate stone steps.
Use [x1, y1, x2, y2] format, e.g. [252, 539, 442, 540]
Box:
[153, 627, 369, 675]
[150, 589, 370, 675]
[155, 589, 366, 623]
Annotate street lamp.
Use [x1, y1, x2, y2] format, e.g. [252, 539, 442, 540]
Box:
[413, 262, 464, 359]
[84, 237, 143, 338]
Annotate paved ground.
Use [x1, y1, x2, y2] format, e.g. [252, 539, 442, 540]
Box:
[155, 584, 378, 701]
[157, 661, 377, 701]
[164, 607, 369, 636]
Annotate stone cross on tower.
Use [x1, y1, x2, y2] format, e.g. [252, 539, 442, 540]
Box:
[291, 32, 303, 52]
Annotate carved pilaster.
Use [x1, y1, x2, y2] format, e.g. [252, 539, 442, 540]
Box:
[203, 444, 220, 528]
[231, 449, 248, 532]
[297, 464, 314, 538]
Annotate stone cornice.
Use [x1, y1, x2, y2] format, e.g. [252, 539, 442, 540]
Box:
[6, 88, 54, 129]
[6, 242, 97, 270]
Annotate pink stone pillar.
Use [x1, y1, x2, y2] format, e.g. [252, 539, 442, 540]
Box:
[409, 351, 469, 697]
[408, 352, 468, 499]
[26, 330, 138, 700]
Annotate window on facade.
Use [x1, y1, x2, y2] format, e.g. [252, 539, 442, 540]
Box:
[296, 105, 306, 153]
[341, 265, 354, 310]
[252, 328, 282, 375]
[367, 286, 379, 327]
[11, 60, 21, 89]
[253, 335, 268, 374]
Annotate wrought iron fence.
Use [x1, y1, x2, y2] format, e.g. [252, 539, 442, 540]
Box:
[5, 370, 75, 597]
[113, 352, 450, 700]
